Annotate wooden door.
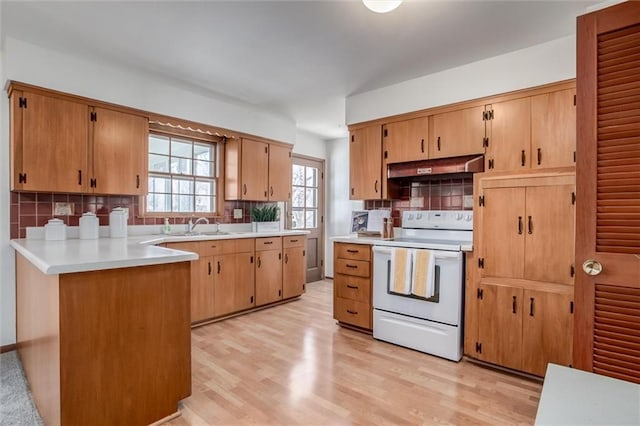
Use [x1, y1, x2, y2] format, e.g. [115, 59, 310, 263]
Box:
[349, 125, 382, 200]
[241, 138, 269, 201]
[478, 283, 523, 371]
[575, 2, 640, 383]
[429, 106, 485, 159]
[91, 107, 147, 195]
[13, 90, 88, 192]
[481, 187, 525, 279]
[383, 117, 428, 163]
[531, 88, 577, 169]
[268, 144, 292, 201]
[283, 246, 305, 299]
[525, 185, 576, 285]
[288, 155, 324, 281]
[485, 98, 531, 171]
[214, 253, 255, 317]
[522, 288, 574, 376]
[189, 256, 214, 322]
[255, 249, 283, 306]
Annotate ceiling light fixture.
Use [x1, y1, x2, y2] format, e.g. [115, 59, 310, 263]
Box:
[362, 0, 403, 14]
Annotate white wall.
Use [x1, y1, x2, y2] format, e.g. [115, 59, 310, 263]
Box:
[293, 129, 327, 160]
[346, 35, 576, 124]
[325, 137, 363, 278]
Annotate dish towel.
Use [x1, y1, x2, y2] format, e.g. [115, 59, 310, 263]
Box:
[390, 247, 412, 295]
[411, 249, 436, 299]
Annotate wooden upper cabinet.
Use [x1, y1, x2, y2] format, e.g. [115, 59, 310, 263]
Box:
[10, 90, 88, 193]
[430, 106, 485, 159]
[91, 107, 148, 195]
[485, 98, 531, 172]
[241, 138, 269, 201]
[349, 125, 382, 200]
[225, 138, 293, 201]
[531, 88, 577, 169]
[383, 117, 428, 163]
[268, 144, 292, 201]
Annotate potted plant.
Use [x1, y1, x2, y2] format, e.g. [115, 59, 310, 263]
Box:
[250, 204, 280, 232]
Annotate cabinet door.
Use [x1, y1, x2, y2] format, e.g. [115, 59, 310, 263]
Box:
[478, 284, 523, 371]
[349, 125, 382, 200]
[241, 138, 269, 201]
[522, 289, 574, 376]
[191, 256, 215, 323]
[481, 187, 525, 279]
[255, 249, 283, 306]
[531, 88, 576, 169]
[92, 107, 148, 195]
[214, 253, 255, 316]
[268, 144, 292, 201]
[283, 246, 305, 299]
[486, 98, 531, 171]
[383, 117, 428, 163]
[430, 106, 485, 159]
[525, 185, 576, 284]
[13, 91, 88, 193]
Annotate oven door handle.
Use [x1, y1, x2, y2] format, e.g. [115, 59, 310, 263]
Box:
[372, 246, 461, 259]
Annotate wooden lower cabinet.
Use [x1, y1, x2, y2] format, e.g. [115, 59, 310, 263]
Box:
[214, 252, 255, 316]
[283, 236, 306, 299]
[333, 242, 372, 331]
[471, 280, 574, 376]
[255, 237, 283, 306]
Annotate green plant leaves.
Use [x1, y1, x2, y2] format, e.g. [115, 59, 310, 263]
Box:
[250, 204, 278, 222]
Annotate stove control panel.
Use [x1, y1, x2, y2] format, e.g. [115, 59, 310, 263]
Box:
[402, 210, 474, 230]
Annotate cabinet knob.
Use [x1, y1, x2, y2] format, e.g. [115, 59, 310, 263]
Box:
[582, 259, 603, 276]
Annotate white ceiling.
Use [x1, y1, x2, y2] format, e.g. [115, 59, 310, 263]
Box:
[2, 1, 596, 140]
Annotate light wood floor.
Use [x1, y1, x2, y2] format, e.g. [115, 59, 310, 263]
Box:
[168, 280, 542, 425]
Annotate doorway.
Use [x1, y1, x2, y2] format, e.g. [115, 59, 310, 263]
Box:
[287, 155, 325, 282]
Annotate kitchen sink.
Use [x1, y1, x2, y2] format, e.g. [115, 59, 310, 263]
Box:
[168, 231, 231, 237]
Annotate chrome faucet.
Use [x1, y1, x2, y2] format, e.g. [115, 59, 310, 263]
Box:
[187, 217, 209, 234]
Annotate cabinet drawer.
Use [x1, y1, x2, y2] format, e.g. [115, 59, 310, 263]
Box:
[335, 259, 370, 278]
[283, 235, 306, 248]
[335, 243, 371, 261]
[335, 274, 371, 303]
[334, 297, 371, 329]
[256, 237, 282, 251]
[165, 242, 207, 255]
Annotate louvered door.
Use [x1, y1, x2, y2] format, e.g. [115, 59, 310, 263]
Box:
[575, 2, 640, 383]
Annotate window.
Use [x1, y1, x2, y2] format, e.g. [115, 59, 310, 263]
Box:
[147, 133, 217, 214]
[291, 164, 319, 229]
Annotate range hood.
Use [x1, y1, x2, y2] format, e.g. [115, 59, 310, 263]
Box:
[387, 154, 484, 179]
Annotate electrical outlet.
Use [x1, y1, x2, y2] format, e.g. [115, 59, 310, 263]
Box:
[54, 202, 74, 216]
[233, 208, 243, 219]
[463, 195, 474, 208]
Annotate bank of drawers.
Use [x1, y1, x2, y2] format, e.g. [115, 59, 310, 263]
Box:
[333, 242, 372, 331]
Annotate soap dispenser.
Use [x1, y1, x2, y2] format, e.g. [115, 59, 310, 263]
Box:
[163, 218, 171, 234]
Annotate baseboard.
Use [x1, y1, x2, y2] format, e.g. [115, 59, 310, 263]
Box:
[463, 356, 544, 382]
[0, 343, 17, 353]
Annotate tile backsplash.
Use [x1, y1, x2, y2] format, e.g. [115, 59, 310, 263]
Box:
[365, 177, 473, 227]
[10, 191, 268, 239]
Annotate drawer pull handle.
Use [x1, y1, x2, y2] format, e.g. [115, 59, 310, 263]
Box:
[346, 264, 358, 269]
[264, 241, 273, 245]
[290, 239, 298, 242]
[347, 310, 358, 315]
[346, 249, 359, 253]
[346, 285, 359, 289]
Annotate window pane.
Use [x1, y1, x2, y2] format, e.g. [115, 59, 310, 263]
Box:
[148, 175, 171, 193]
[195, 179, 214, 196]
[171, 138, 192, 158]
[147, 193, 171, 212]
[306, 167, 318, 187]
[170, 157, 192, 175]
[292, 187, 305, 208]
[305, 188, 317, 208]
[305, 209, 317, 228]
[194, 160, 213, 177]
[172, 177, 194, 195]
[149, 135, 170, 155]
[292, 165, 305, 186]
[194, 142, 212, 161]
[195, 196, 214, 213]
[172, 195, 194, 212]
[292, 210, 305, 230]
[149, 154, 170, 173]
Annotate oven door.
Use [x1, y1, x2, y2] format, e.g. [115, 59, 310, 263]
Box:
[372, 246, 463, 326]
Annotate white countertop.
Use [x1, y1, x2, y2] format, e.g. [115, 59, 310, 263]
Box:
[331, 235, 473, 252]
[535, 364, 640, 425]
[11, 230, 309, 275]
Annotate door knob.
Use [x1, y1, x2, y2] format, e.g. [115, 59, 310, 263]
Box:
[582, 259, 603, 276]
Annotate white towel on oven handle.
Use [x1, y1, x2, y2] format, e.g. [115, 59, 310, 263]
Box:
[411, 249, 436, 299]
[389, 247, 412, 295]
